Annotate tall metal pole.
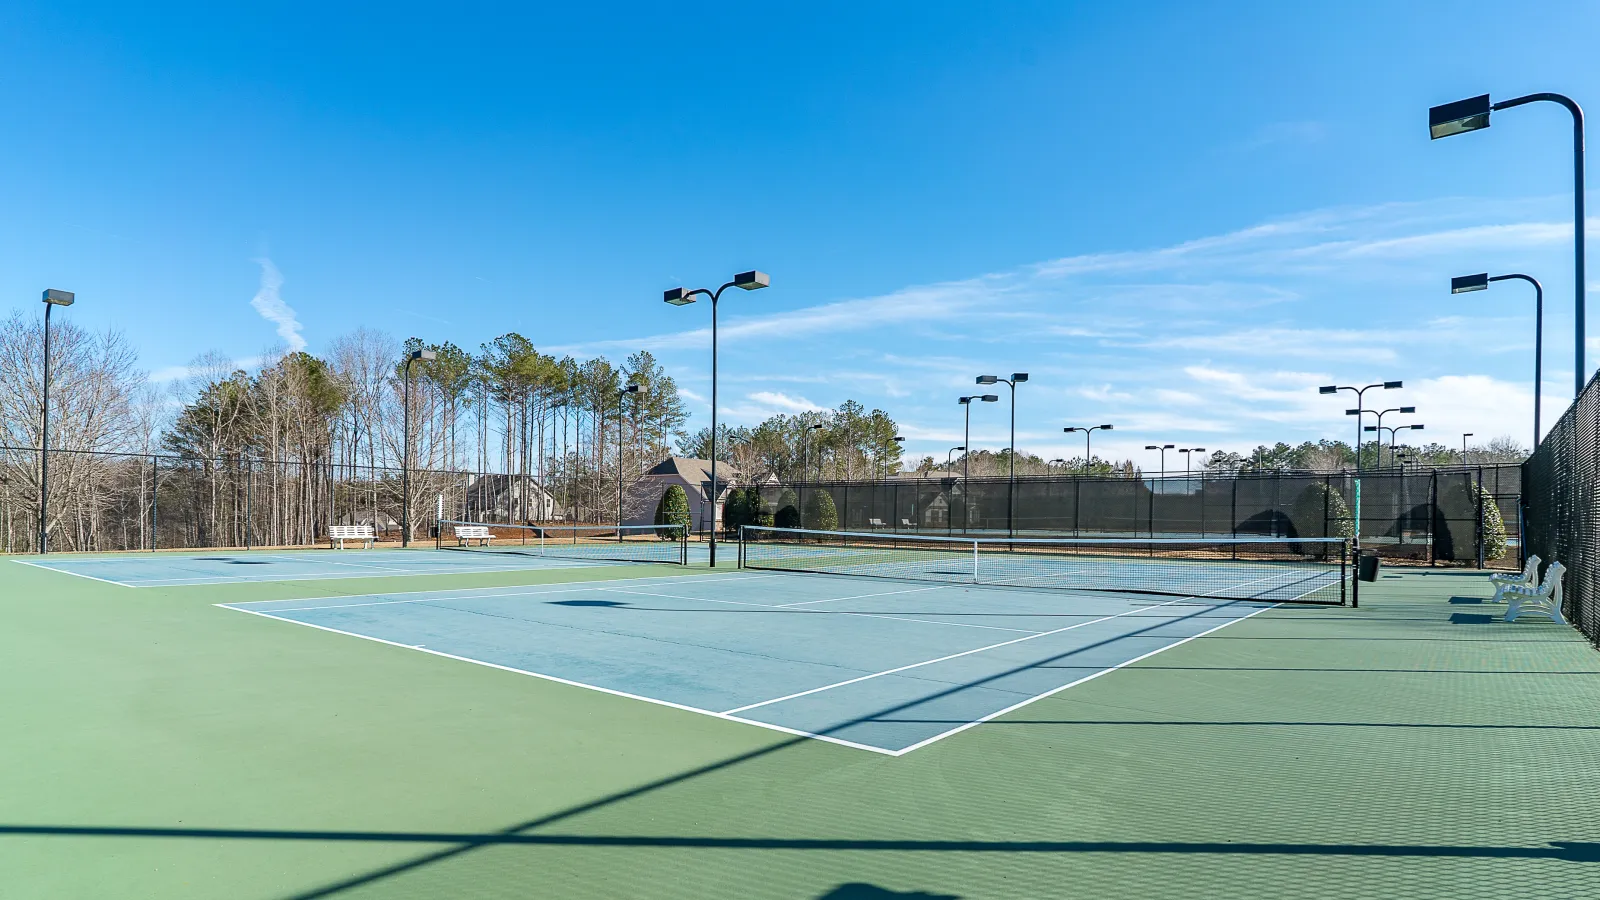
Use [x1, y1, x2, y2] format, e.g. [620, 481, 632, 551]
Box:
[1489, 274, 1544, 445]
[39, 302, 52, 554]
[403, 358, 413, 547]
[1486, 94, 1586, 395]
[710, 293, 719, 564]
[1006, 382, 1016, 538]
[963, 400, 972, 534]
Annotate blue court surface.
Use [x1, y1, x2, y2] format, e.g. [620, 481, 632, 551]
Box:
[219, 569, 1280, 755]
[14, 546, 706, 588]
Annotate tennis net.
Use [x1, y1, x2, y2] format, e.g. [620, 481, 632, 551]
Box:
[437, 520, 688, 566]
[739, 525, 1352, 604]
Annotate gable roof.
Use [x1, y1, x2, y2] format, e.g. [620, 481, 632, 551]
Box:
[645, 456, 739, 489]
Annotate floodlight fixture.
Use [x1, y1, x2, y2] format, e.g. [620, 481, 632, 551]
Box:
[976, 375, 998, 385]
[1319, 386, 1338, 394]
[1383, 381, 1403, 389]
[1428, 94, 1492, 139]
[663, 287, 695, 306]
[1013, 373, 1029, 382]
[733, 271, 770, 291]
[42, 289, 74, 307]
[1451, 273, 1490, 294]
[409, 349, 437, 362]
[980, 394, 999, 402]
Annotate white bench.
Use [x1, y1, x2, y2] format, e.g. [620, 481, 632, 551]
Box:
[1488, 555, 1540, 603]
[867, 518, 886, 529]
[900, 518, 915, 529]
[453, 525, 494, 547]
[328, 524, 375, 550]
[1504, 561, 1566, 625]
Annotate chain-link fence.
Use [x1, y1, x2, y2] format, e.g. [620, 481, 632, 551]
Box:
[752, 465, 1521, 569]
[1522, 373, 1599, 645]
[1, 445, 611, 554]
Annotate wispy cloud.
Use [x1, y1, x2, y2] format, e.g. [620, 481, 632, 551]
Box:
[600, 196, 1574, 459]
[249, 258, 306, 352]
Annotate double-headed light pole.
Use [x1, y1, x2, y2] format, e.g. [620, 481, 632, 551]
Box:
[1363, 406, 1416, 468]
[617, 383, 641, 530]
[1145, 443, 1175, 476]
[401, 348, 436, 548]
[1179, 447, 1206, 480]
[1431, 91, 1585, 395]
[1452, 272, 1544, 445]
[1366, 423, 1424, 468]
[1063, 424, 1112, 467]
[977, 373, 1028, 537]
[958, 395, 998, 531]
[39, 289, 75, 554]
[1319, 381, 1402, 473]
[664, 270, 770, 567]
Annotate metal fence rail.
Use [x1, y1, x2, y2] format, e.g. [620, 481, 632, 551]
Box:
[1523, 373, 1600, 645]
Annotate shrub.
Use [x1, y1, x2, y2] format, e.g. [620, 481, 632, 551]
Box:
[654, 484, 691, 539]
[804, 489, 838, 531]
[1289, 482, 1354, 542]
[774, 488, 801, 529]
[722, 487, 747, 537]
[747, 489, 773, 528]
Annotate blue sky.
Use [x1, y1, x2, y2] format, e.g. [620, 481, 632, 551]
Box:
[1, 1, 1595, 467]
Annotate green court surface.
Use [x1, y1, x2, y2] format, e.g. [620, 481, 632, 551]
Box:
[3, 552, 1597, 899]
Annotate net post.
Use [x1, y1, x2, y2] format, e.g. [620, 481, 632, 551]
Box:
[1347, 538, 1356, 608]
[972, 538, 979, 583]
[737, 524, 745, 569]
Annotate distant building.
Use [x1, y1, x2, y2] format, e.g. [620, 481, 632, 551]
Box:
[459, 472, 561, 522]
[623, 457, 740, 534]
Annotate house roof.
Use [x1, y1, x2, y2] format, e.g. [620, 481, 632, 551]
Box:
[646, 457, 738, 491]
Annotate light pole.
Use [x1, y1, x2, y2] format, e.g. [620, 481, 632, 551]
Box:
[1049, 457, 1066, 476]
[1179, 447, 1207, 479]
[1144, 443, 1175, 476]
[664, 271, 770, 567]
[1367, 423, 1424, 468]
[1431, 92, 1585, 394]
[884, 435, 905, 479]
[802, 422, 824, 482]
[39, 289, 74, 554]
[958, 395, 998, 532]
[1365, 406, 1416, 468]
[1063, 424, 1113, 469]
[977, 373, 1028, 538]
[1452, 272, 1544, 445]
[401, 348, 436, 547]
[1461, 432, 1474, 463]
[617, 383, 640, 530]
[1319, 381, 1402, 473]
[947, 446, 965, 477]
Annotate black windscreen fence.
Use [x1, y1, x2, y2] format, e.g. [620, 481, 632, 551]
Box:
[754, 466, 1521, 570]
[1523, 372, 1600, 645]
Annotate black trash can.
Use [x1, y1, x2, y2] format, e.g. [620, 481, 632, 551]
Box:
[1357, 550, 1380, 582]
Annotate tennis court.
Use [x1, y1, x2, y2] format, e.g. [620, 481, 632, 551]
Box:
[220, 567, 1280, 754]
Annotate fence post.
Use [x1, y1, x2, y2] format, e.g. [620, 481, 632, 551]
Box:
[1475, 467, 1485, 569]
[150, 455, 159, 552]
[1428, 471, 1438, 565]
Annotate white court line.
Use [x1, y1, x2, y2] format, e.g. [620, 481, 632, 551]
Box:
[11, 558, 136, 588]
[229, 572, 783, 613]
[773, 586, 945, 608]
[721, 595, 1197, 715]
[216, 604, 896, 756]
[887, 601, 1281, 755]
